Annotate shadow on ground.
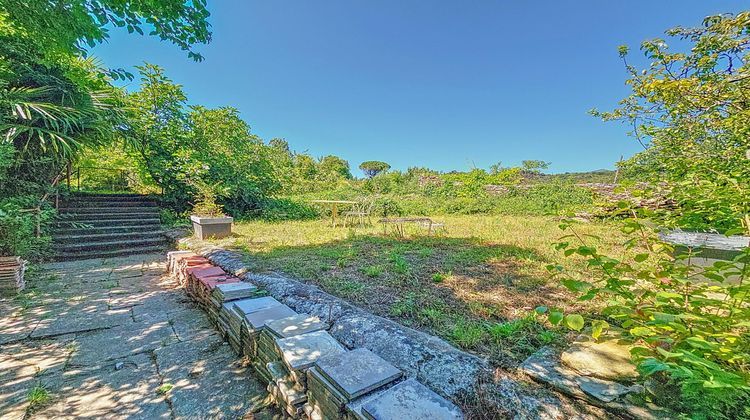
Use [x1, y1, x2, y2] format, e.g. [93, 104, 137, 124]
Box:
[226, 235, 577, 368]
[0, 254, 275, 419]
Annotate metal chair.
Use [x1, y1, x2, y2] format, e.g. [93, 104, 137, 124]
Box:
[344, 199, 375, 227]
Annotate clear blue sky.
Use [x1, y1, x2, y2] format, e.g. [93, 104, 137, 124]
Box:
[92, 1, 748, 174]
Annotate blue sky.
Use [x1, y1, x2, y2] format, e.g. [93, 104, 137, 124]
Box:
[92, 1, 748, 174]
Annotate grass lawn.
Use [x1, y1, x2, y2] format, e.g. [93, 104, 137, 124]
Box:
[203, 214, 628, 367]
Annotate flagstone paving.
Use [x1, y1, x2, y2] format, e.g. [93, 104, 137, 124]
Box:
[0, 253, 276, 419]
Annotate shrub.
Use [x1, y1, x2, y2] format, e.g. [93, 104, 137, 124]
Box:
[0, 196, 54, 260]
[544, 211, 750, 416]
[190, 180, 225, 217]
[372, 197, 403, 218]
[259, 198, 319, 221]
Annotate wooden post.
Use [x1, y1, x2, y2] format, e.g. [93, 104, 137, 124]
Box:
[332, 203, 338, 227]
[613, 155, 623, 184]
[35, 207, 41, 238]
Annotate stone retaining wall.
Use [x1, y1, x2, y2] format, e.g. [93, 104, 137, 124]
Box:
[194, 246, 598, 419]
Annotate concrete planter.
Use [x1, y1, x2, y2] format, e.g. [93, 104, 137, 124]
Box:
[190, 215, 233, 240]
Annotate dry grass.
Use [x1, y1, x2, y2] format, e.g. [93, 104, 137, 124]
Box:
[205, 214, 629, 366]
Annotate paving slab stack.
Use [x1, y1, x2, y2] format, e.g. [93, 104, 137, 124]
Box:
[0, 256, 26, 296]
[167, 251, 464, 420]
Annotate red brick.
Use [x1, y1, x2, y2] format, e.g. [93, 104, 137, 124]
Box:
[190, 266, 226, 279]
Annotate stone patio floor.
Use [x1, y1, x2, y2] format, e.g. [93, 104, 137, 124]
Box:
[0, 253, 276, 419]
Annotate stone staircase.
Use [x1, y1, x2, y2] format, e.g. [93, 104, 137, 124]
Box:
[52, 193, 168, 261]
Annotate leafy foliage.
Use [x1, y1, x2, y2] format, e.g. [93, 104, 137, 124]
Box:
[189, 179, 225, 217]
[0, 196, 53, 258]
[594, 12, 750, 234]
[1, 0, 211, 64]
[120, 64, 279, 213]
[547, 13, 750, 417]
[0, 0, 213, 260]
[546, 212, 749, 415]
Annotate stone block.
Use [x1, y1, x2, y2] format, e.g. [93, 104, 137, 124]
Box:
[244, 305, 298, 333]
[360, 378, 462, 420]
[307, 366, 348, 417]
[212, 282, 258, 302]
[560, 339, 638, 381]
[316, 348, 402, 400]
[190, 266, 226, 279]
[266, 314, 327, 338]
[276, 330, 346, 371]
[196, 275, 239, 291]
[232, 296, 282, 317]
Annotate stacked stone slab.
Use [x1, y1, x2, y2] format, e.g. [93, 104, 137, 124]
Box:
[306, 348, 403, 419]
[186, 265, 240, 307]
[208, 282, 258, 324]
[0, 256, 26, 296]
[262, 315, 328, 389]
[168, 251, 213, 287]
[166, 252, 465, 419]
[267, 361, 308, 417]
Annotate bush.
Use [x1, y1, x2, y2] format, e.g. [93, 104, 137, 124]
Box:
[545, 210, 750, 417]
[0, 196, 54, 260]
[260, 198, 319, 221]
[159, 208, 190, 228]
[372, 197, 403, 218]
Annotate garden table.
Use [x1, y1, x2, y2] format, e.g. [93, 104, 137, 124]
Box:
[311, 200, 358, 227]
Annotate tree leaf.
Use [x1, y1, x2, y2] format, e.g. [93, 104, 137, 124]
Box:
[564, 314, 585, 331]
[591, 320, 609, 340]
[549, 311, 564, 326]
[685, 336, 717, 351]
[629, 326, 655, 337]
[638, 358, 670, 376]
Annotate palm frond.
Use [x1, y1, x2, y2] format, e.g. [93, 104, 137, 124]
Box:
[1, 84, 112, 156]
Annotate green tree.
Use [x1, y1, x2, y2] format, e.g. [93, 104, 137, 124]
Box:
[0, 0, 211, 66]
[295, 154, 318, 180]
[595, 12, 750, 233]
[520, 160, 550, 174]
[547, 12, 750, 417]
[187, 105, 279, 213]
[122, 63, 190, 206]
[359, 160, 391, 178]
[119, 65, 280, 213]
[318, 155, 352, 181]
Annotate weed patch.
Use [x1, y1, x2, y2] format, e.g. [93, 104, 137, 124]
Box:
[26, 385, 51, 412]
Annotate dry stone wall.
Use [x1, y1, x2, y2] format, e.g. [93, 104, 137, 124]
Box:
[184, 246, 605, 419]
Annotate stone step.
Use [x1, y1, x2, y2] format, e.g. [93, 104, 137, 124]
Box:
[59, 199, 158, 208]
[53, 244, 167, 261]
[58, 212, 160, 222]
[68, 193, 153, 199]
[56, 236, 166, 252]
[55, 218, 161, 228]
[53, 230, 167, 244]
[54, 225, 162, 236]
[57, 206, 158, 214]
[54, 237, 167, 253]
